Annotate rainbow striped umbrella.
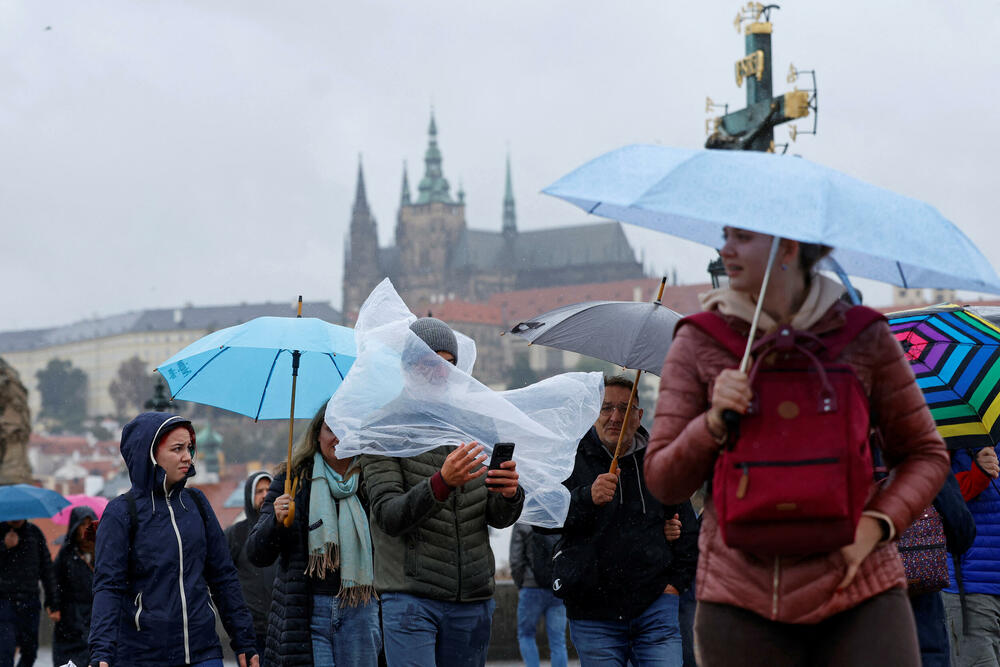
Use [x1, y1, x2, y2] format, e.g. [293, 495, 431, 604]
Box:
[888, 304, 1000, 450]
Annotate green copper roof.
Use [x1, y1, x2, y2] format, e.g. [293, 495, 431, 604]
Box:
[416, 110, 453, 204]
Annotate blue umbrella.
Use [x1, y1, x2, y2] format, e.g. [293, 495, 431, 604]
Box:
[543, 144, 1000, 295]
[157, 299, 356, 527]
[0, 484, 70, 522]
[157, 314, 356, 421]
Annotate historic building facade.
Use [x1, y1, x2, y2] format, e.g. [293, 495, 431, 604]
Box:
[341, 113, 646, 322]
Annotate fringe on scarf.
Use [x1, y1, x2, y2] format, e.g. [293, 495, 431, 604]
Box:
[304, 542, 377, 607]
[305, 542, 340, 579]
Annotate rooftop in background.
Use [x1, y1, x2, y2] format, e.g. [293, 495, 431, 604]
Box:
[0, 301, 342, 353]
[429, 278, 711, 327]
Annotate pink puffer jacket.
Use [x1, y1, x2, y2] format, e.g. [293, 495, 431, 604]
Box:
[645, 301, 949, 624]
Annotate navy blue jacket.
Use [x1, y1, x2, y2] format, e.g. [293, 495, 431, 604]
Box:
[89, 412, 257, 666]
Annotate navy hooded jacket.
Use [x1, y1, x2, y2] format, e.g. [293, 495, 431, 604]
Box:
[89, 412, 257, 666]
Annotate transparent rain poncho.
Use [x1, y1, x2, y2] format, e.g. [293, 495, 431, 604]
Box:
[326, 278, 603, 527]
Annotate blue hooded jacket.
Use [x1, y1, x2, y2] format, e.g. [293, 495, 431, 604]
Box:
[89, 412, 257, 666]
[946, 447, 1000, 595]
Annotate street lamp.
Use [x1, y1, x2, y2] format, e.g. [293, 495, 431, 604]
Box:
[707, 256, 728, 289]
[145, 376, 173, 412]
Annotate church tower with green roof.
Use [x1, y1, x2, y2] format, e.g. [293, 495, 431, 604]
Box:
[393, 111, 467, 310]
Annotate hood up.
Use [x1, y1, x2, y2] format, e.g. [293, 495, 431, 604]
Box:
[60, 505, 98, 547]
[242, 470, 272, 525]
[120, 412, 197, 497]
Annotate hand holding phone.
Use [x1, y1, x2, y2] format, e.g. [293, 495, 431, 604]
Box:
[486, 442, 519, 498]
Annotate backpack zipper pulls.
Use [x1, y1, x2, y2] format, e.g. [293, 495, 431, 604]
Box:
[737, 463, 750, 499]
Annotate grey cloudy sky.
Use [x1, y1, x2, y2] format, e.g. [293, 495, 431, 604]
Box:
[2, 1, 998, 330]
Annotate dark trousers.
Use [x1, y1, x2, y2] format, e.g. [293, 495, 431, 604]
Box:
[910, 591, 951, 667]
[0, 598, 41, 667]
[694, 588, 921, 667]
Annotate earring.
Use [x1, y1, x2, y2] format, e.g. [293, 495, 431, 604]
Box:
[780, 263, 788, 271]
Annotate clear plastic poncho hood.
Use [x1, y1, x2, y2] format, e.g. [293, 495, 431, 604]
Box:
[326, 278, 604, 527]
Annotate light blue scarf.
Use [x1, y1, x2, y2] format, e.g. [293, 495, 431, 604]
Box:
[306, 452, 375, 605]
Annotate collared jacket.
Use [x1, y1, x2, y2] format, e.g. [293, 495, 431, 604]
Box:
[555, 426, 698, 621]
[0, 519, 57, 607]
[360, 445, 524, 601]
[645, 301, 950, 624]
[89, 412, 257, 666]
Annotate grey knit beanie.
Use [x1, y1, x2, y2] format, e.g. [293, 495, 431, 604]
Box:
[409, 317, 458, 362]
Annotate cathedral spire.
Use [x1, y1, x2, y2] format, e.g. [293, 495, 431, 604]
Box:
[353, 155, 369, 215]
[400, 160, 411, 206]
[416, 109, 453, 204]
[502, 152, 517, 236]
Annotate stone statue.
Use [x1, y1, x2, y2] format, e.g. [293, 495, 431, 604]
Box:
[0, 357, 32, 483]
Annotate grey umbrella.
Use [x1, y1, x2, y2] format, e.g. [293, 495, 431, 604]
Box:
[510, 278, 682, 473]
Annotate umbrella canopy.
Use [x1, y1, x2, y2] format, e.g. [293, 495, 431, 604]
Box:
[544, 145, 1000, 294]
[0, 484, 70, 522]
[157, 316, 357, 420]
[510, 299, 683, 376]
[51, 494, 109, 525]
[888, 304, 1000, 450]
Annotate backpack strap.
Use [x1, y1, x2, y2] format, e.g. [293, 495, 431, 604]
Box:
[677, 312, 748, 360]
[187, 488, 210, 526]
[819, 306, 885, 360]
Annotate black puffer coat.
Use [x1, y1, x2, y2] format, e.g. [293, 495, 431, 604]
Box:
[247, 470, 314, 666]
[53, 506, 97, 665]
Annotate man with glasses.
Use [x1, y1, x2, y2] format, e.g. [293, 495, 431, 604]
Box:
[552, 375, 697, 667]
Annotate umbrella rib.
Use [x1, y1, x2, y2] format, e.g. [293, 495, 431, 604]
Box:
[897, 261, 909, 289]
[254, 349, 285, 422]
[171, 347, 230, 398]
[326, 353, 345, 381]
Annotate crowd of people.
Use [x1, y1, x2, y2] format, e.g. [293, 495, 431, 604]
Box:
[1, 226, 997, 666]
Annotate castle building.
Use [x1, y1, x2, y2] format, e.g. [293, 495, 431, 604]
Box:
[341, 113, 645, 322]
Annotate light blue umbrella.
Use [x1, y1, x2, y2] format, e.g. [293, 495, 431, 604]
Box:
[157, 314, 356, 421]
[157, 301, 356, 527]
[0, 484, 70, 522]
[543, 144, 1000, 295]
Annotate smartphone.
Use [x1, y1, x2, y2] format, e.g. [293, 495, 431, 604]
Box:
[489, 442, 516, 470]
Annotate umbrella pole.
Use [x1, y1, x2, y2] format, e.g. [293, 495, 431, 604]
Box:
[608, 278, 666, 474]
[723, 236, 782, 443]
[283, 296, 304, 528]
[609, 368, 642, 475]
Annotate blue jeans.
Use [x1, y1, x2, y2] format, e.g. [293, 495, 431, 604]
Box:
[0, 597, 40, 667]
[517, 587, 568, 667]
[310, 594, 382, 666]
[381, 592, 495, 666]
[570, 593, 682, 667]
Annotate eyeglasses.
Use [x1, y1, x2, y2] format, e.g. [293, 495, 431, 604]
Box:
[599, 402, 636, 416]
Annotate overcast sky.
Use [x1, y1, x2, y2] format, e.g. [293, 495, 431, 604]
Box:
[3, 1, 998, 330]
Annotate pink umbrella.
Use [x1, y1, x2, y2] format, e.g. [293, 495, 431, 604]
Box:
[51, 494, 108, 525]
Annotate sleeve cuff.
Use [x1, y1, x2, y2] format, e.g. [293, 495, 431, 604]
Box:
[430, 472, 453, 501]
[862, 510, 896, 543]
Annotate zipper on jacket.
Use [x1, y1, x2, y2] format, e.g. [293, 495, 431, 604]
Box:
[453, 493, 463, 601]
[771, 557, 780, 619]
[898, 543, 947, 552]
[134, 591, 143, 631]
[165, 489, 191, 664]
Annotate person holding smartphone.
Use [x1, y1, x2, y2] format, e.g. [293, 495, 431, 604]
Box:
[359, 317, 525, 667]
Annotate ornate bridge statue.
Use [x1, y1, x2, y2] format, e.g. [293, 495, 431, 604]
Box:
[0, 358, 32, 484]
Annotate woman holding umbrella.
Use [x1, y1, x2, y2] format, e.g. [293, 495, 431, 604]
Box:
[644, 228, 950, 666]
[247, 405, 380, 666]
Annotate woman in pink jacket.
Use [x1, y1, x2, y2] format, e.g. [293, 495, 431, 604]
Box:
[644, 228, 949, 667]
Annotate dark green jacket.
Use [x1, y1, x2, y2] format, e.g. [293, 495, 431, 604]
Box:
[360, 446, 524, 601]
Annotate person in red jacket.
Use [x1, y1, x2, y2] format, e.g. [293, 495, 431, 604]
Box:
[644, 228, 949, 667]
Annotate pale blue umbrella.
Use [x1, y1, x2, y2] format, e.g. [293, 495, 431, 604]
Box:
[157, 300, 356, 527]
[0, 484, 70, 522]
[543, 144, 1000, 295]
